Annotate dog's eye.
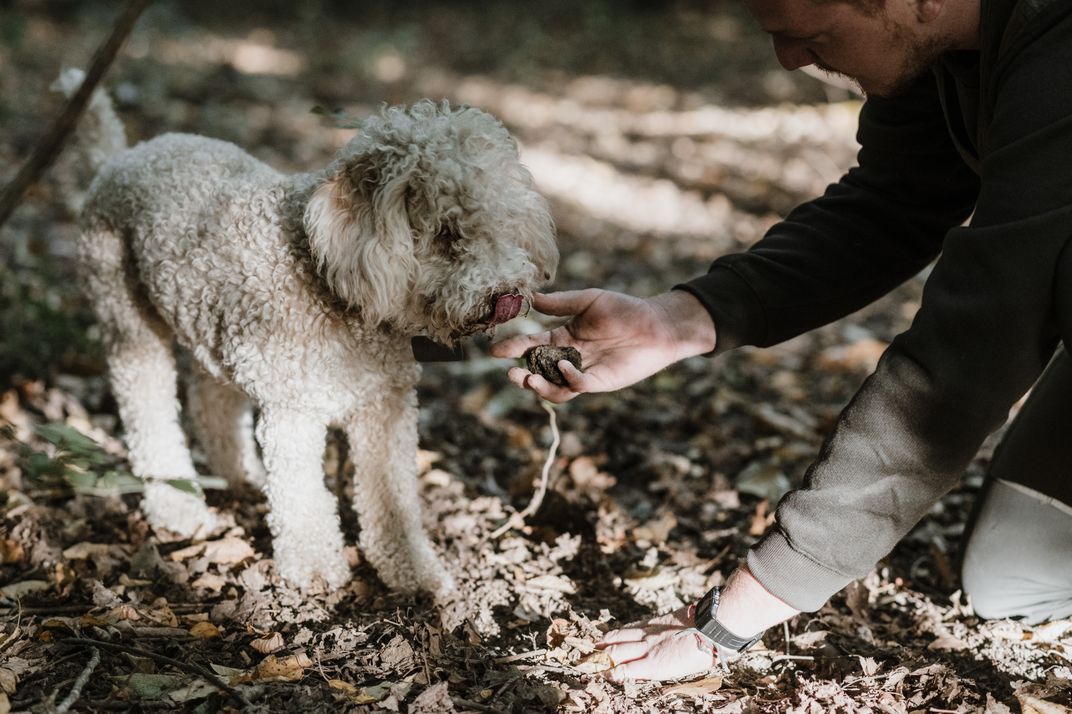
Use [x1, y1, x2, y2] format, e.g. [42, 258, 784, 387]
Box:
[436, 227, 458, 242]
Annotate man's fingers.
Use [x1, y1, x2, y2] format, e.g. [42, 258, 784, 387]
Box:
[490, 331, 550, 359]
[505, 367, 578, 404]
[556, 359, 594, 393]
[531, 289, 598, 317]
[605, 634, 715, 683]
[601, 642, 650, 667]
[597, 627, 649, 646]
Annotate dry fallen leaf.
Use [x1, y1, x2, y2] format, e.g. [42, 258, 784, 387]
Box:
[858, 656, 881, 676]
[328, 678, 358, 695]
[661, 675, 724, 698]
[202, 537, 255, 565]
[735, 462, 791, 503]
[168, 543, 206, 562]
[105, 604, 140, 622]
[927, 631, 970, 651]
[546, 618, 571, 649]
[0, 539, 23, 565]
[574, 650, 613, 674]
[191, 573, 227, 593]
[253, 653, 312, 682]
[189, 621, 220, 640]
[524, 574, 576, 593]
[1017, 696, 1072, 714]
[251, 632, 285, 654]
[62, 542, 122, 560]
[633, 513, 677, 544]
[0, 580, 49, 600]
[0, 668, 16, 695]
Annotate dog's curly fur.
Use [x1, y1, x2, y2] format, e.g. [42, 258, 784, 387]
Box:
[54, 69, 558, 597]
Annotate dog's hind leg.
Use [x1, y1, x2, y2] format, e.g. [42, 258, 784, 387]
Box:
[255, 407, 350, 589]
[79, 227, 217, 538]
[187, 365, 265, 490]
[344, 385, 455, 600]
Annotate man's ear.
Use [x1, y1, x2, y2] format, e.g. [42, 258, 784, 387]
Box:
[303, 154, 419, 324]
[914, 0, 945, 23]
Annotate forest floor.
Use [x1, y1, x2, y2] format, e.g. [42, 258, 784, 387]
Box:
[1, 1, 1070, 712]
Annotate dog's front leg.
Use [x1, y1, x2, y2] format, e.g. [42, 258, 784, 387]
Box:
[344, 390, 455, 599]
[256, 408, 350, 590]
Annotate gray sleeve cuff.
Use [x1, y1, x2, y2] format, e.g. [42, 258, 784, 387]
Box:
[746, 529, 855, 612]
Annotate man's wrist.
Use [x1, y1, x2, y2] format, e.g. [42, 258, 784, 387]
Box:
[705, 565, 800, 639]
[652, 290, 717, 359]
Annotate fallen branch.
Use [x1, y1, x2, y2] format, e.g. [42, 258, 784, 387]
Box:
[0, 603, 204, 617]
[0, 0, 150, 229]
[489, 400, 560, 539]
[55, 636, 249, 708]
[50, 647, 99, 714]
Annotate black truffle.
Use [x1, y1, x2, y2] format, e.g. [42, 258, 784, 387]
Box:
[525, 345, 583, 387]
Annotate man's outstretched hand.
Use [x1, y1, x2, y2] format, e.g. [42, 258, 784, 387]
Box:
[491, 289, 717, 403]
[597, 604, 717, 682]
[596, 566, 801, 682]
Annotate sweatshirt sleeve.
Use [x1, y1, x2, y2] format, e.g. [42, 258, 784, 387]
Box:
[677, 72, 979, 353]
[749, 7, 1072, 611]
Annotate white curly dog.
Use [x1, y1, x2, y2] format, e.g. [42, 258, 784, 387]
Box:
[54, 69, 558, 598]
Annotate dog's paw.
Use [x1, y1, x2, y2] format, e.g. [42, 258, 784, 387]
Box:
[422, 568, 457, 603]
[142, 482, 218, 539]
[372, 546, 455, 600]
[273, 539, 352, 591]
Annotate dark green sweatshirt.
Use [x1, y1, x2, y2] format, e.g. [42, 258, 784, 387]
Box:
[678, 0, 1072, 611]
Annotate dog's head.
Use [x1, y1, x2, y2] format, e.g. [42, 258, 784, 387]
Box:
[304, 100, 558, 343]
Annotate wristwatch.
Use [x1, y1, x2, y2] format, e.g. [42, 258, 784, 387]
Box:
[692, 586, 763, 664]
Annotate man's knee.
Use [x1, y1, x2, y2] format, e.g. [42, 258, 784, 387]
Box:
[960, 548, 1024, 621]
[960, 480, 1072, 624]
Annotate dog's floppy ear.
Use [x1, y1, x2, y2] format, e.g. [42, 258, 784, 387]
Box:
[304, 152, 418, 324]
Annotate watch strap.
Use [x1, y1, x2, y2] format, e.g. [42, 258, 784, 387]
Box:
[694, 586, 763, 653]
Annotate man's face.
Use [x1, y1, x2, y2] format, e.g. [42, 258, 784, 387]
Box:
[746, 0, 949, 97]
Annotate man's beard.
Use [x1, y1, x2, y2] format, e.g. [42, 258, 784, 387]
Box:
[875, 28, 949, 98]
[821, 25, 951, 99]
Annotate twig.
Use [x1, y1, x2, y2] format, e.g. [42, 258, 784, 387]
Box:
[493, 648, 547, 664]
[0, 603, 204, 616]
[0, 0, 151, 229]
[451, 698, 501, 713]
[489, 400, 560, 539]
[6, 650, 85, 688]
[0, 600, 22, 654]
[515, 662, 579, 676]
[491, 674, 521, 703]
[55, 636, 250, 708]
[51, 647, 100, 714]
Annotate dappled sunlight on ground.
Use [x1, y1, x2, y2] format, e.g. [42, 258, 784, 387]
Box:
[2, 1, 1070, 711]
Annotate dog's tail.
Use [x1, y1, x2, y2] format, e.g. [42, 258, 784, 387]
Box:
[51, 67, 128, 180]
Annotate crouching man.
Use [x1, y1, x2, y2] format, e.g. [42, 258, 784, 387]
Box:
[495, 0, 1072, 679]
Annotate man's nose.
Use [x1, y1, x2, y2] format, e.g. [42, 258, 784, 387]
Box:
[772, 36, 816, 71]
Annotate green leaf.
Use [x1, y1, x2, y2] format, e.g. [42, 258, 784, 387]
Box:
[196, 476, 229, 491]
[36, 423, 101, 454]
[121, 673, 187, 700]
[65, 469, 97, 491]
[167, 479, 204, 496]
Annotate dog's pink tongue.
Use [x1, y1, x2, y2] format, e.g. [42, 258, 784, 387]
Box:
[491, 294, 524, 325]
